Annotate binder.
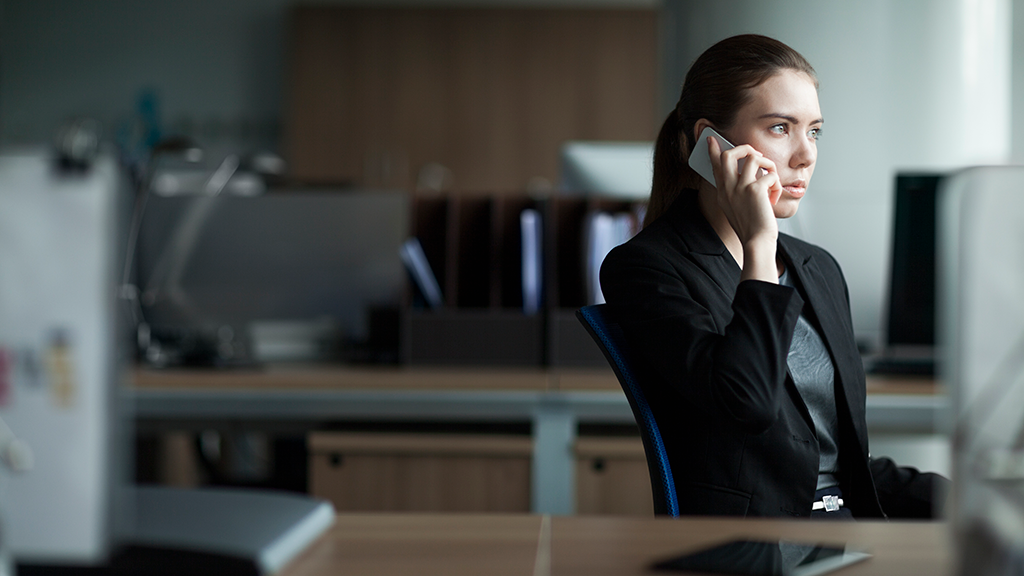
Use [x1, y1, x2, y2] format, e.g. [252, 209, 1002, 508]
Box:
[520, 208, 542, 315]
[400, 237, 443, 309]
[585, 211, 635, 305]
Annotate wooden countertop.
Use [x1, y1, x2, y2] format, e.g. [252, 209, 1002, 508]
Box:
[280, 513, 952, 576]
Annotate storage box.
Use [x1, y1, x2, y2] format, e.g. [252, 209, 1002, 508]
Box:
[403, 310, 544, 366]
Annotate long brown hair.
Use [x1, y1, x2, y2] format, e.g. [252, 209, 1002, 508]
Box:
[645, 35, 817, 228]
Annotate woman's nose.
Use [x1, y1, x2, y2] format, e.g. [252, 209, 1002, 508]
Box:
[791, 136, 816, 169]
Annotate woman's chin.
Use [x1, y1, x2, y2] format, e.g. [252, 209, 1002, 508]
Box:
[773, 198, 801, 220]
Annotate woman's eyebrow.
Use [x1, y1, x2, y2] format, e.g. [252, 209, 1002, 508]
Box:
[758, 113, 824, 125]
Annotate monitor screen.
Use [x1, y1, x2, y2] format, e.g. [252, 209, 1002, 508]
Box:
[885, 174, 943, 348]
[135, 189, 408, 362]
[559, 141, 653, 199]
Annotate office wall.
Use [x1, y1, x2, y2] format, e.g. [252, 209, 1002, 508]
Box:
[0, 0, 655, 150]
[0, 0, 289, 149]
[285, 7, 658, 192]
[1015, 0, 1024, 163]
[663, 0, 1015, 347]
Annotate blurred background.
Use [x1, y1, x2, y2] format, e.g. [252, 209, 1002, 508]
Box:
[3, 0, 1021, 347]
[0, 0, 1018, 534]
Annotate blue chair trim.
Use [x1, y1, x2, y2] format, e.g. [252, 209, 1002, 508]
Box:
[577, 305, 680, 517]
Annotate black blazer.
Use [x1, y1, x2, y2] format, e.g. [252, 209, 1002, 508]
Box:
[600, 192, 940, 518]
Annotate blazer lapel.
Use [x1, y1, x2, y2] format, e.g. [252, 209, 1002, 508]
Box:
[690, 252, 741, 298]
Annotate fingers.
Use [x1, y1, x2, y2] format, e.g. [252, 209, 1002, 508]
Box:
[707, 136, 724, 189]
[717, 144, 778, 199]
[709, 140, 754, 192]
[719, 144, 761, 182]
[707, 135, 722, 159]
[741, 154, 782, 205]
[763, 172, 783, 205]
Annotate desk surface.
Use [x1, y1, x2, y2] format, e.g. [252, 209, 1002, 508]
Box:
[133, 365, 940, 395]
[279, 514, 951, 576]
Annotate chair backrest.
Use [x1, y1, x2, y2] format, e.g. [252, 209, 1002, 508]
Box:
[576, 304, 679, 517]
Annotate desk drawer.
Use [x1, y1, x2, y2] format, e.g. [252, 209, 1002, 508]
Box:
[575, 436, 653, 516]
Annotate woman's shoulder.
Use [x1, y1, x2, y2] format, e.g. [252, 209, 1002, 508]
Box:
[604, 207, 696, 271]
[612, 194, 715, 258]
[600, 226, 669, 284]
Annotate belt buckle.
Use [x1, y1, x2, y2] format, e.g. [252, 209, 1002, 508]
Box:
[823, 495, 840, 512]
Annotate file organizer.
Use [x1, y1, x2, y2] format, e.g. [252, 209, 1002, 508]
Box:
[403, 196, 545, 366]
[402, 194, 641, 367]
[546, 197, 640, 367]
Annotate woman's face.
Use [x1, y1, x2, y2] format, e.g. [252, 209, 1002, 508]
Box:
[724, 69, 822, 219]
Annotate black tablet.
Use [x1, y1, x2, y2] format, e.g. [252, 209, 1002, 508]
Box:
[651, 539, 871, 576]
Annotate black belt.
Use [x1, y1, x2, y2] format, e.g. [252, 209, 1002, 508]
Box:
[811, 495, 844, 512]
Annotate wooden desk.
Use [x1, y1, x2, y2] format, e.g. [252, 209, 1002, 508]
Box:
[131, 366, 945, 515]
[132, 365, 938, 395]
[280, 514, 952, 576]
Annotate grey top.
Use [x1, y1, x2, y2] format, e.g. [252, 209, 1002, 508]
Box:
[780, 269, 840, 491]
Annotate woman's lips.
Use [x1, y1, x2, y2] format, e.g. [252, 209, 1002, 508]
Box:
[783, 184, 806, 198]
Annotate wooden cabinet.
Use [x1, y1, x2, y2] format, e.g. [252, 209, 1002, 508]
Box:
[285, 6, 658, 192]
[308, 432, 654, 515]
[309, 432, 532, 512]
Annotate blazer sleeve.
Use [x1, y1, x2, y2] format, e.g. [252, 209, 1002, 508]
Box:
[600, 241, 804, 434]
[869, 456, 950, 518]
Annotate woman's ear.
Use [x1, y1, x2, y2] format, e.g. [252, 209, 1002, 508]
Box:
[693, 119, 714, 145]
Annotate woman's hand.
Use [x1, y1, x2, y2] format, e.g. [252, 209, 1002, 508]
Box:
[707, 136, 782, 245]
[707, 136, 783, 282]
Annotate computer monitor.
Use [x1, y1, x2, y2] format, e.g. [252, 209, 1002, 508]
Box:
[939, 166, 1024, 573]
[559, 141, 653, 199]
[134, 187, 409, 364]
[877, 173, 944, 372]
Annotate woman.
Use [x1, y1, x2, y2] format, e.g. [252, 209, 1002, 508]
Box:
[600, 34, 944, 519]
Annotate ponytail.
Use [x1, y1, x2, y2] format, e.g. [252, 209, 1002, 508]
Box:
[644, 108, 702, 228]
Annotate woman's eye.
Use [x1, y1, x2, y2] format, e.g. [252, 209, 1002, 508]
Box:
[809, 127, 822, 140]
[769, 124, 787, 135]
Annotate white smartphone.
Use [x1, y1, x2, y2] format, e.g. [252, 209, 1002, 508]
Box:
[688, 126, 753, 186]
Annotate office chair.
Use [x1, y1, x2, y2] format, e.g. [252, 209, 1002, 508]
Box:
[576, 304, 680, 517]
